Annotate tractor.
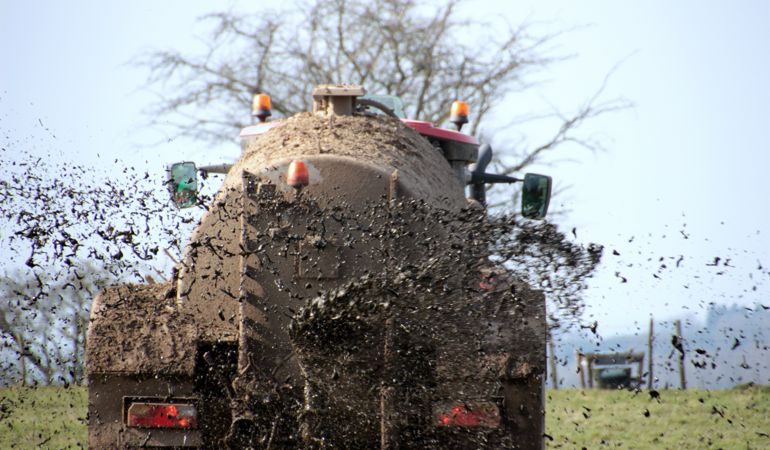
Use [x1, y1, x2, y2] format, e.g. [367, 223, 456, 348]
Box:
[85, 85, 552, 449]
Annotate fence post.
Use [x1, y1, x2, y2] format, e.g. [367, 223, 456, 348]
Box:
[647, 317, 654, 388]
[577, 352, 585, 388]
[548, 330, 558, 390]
[674, 320, 687, 390]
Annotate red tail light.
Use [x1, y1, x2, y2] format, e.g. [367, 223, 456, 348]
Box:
[127, 402, 197, 429]
[434, 402, 500, 428]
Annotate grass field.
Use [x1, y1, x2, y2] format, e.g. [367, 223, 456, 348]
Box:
[546, 385, 770, 449]
[0, 385, 768, 449]
[0, 386, 86, 449]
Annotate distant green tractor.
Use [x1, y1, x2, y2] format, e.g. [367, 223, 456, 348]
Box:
[577, 352, 645, 389]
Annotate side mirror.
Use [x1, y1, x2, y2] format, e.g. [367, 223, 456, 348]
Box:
[521, 173, 552, 219]
[168, 162, 198, 208]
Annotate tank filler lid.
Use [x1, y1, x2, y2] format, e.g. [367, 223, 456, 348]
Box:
[312, 84, 366, 117]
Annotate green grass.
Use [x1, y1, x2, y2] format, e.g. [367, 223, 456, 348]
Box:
[0, 386, 86, 449]
[0, 385, 768, 448]
[546, 386, 770, 449]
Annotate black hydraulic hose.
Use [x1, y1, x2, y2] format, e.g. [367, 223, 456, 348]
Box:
[468, 144, 522, 205]
[356, 98, 398, 118]
[474, 143, 493, 174]
[469, 144, 493, 205]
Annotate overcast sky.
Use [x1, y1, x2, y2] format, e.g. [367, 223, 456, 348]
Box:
[2, 1, 768, 336]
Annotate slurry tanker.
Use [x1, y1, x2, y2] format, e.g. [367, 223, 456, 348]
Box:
[86, 85, 552, 449]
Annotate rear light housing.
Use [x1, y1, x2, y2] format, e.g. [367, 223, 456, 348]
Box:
[434, 401, 500, 428]
[127, 402, 198, 429]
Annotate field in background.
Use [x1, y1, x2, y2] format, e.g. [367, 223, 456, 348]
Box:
[547, 386, 770, 448]
[1, 386, 768, 449]
[0, 386, 86, 449]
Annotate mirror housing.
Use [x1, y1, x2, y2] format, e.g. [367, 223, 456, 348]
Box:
[521, 173, 552, 219]
[168, 162, 198, 208]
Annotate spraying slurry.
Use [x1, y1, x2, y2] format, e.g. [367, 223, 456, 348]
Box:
[1, 86, 602, 448]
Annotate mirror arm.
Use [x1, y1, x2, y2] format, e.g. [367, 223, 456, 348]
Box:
[198, 164, 232, 175]
[467, 173, 522, 207]
[467, 144, 522, 205]
[469, 173, 522, 185]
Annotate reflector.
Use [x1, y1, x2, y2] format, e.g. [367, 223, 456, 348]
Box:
[287, 160, 310, 188]
[127, 402, 197, 429]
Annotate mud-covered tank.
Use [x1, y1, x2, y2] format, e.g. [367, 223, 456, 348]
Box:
[86, 85, 549, 449]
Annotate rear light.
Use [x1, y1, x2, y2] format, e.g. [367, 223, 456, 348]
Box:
[434, 402, 500, 428]
[127, 402, 198, 429]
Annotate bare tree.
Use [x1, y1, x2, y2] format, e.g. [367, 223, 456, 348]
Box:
[0, 263, 115, 386]
[135, 0, 621, 329]
[138, 0, 622, 153]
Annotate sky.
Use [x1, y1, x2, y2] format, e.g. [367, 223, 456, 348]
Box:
[1, 1, 769, 336]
